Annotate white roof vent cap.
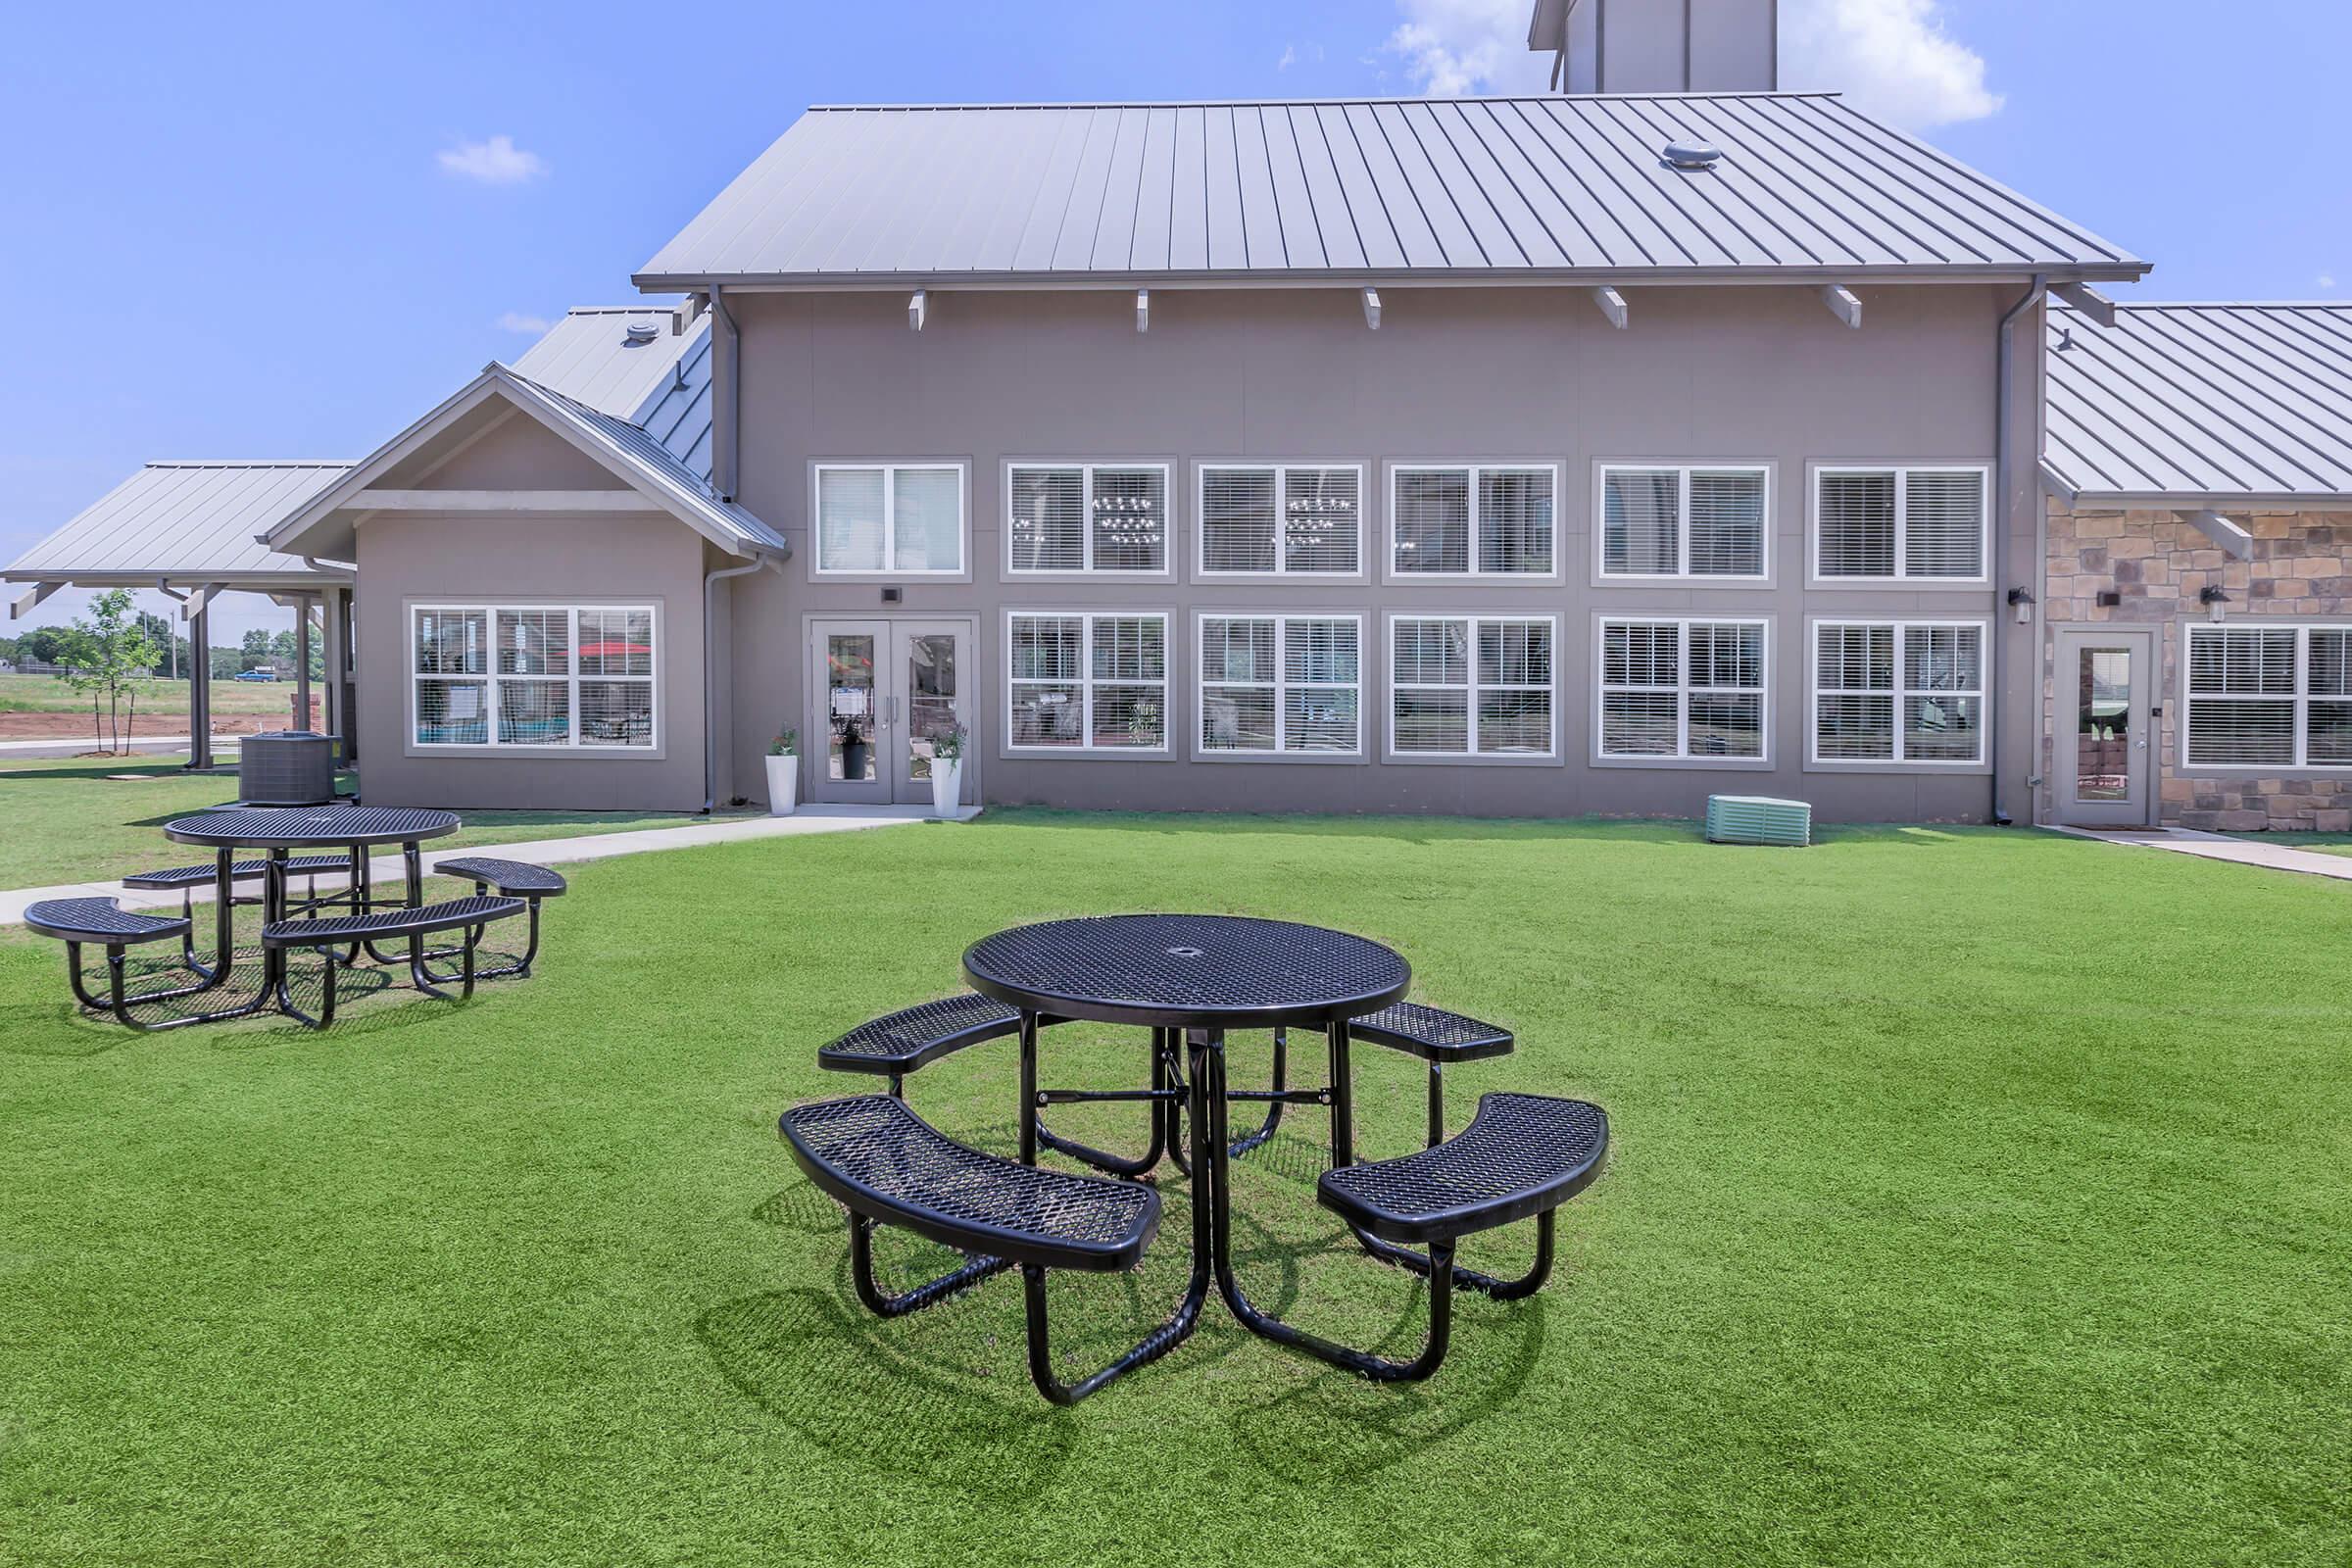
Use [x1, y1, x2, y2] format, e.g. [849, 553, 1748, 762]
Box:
[1664, 140, 1724, 172]
[623, 319, 661, 344]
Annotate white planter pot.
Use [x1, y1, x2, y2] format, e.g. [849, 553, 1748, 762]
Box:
[929, 758, 962, 818]
[763, 753, 799, 815]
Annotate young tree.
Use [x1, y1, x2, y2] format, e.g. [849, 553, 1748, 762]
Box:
[57, 589, 161, 754]
[240, 627, 271, 671]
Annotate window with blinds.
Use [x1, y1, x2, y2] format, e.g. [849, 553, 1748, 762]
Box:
[1391, 615, 1556, 757]
[1007, 612, 1168, 751]
[1199, 614, 1362, 755]
[1391, 466, 1556, 576]
[1814, 467, 1987, 581]
[1198, 465, 1362, 575]
[2185, 624, 2352, 768]
[1007, 464, 1170, 574]
[1599, 466, 1769, 578]
[813, 465, 965, 574]
[1599, 618, 1768, 760]
[1810, 620, 1984, 764]
[413, 605, 655, 750]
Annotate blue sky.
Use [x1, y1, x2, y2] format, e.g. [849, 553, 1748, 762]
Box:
[1, 0, 2343, 640]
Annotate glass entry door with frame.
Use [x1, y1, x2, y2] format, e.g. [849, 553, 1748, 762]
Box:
[2053, 627, 2157, 827]
[809, 618, 974, 806]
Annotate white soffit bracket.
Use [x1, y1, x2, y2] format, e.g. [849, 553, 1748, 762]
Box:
[1361, 287, 1382, 330]
[179, 582, 228, 619]
[9, 580, 59, 620]
[2184, 509, 2254, 561]
[1135, 288, 1150, 333]
[1822, 286, 1864, 329]
[2051, 281, 2118, 329]
[907, 289, 928, 332]
[1592, 286, 1630, 330]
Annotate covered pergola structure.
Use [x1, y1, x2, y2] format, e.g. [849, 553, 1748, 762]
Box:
[4, 462, 356, 769]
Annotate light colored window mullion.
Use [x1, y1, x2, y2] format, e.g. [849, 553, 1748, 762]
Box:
[1674, 622, 1692, 759]
[2297, 625, 2311, 767]
[1464, 471, 1481, 577]
[1272, 620, 1289, 751]
[1272, 471, 1289, 575]
[1679, 472, 1694, 578]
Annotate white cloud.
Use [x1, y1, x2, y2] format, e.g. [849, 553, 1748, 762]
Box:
[1781, 0, 2000, 128]
[2320, 274, 2338, 292]
[437, 134, 549, 185]
[1279, 44, 1298, 70]
[495, 311, 555, 334]
[1382, 0, 2000, 130]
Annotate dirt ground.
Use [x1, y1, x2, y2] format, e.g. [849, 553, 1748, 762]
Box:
[0, 711, 279, 741]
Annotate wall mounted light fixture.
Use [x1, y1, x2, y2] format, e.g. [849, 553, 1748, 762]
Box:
[2006, 586, 2035, 625]
[2200, 584, 2231, 623]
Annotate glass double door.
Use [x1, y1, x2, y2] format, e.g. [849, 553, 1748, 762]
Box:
[809, 618, 972, 805]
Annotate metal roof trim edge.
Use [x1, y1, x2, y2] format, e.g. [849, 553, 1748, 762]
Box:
[633, 264, 2153, 292]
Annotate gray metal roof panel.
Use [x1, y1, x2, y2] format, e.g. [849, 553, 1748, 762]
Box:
[638, 96, 2145, 285]
[509, 307, 707, 422]
[7, 463, 349, 580]
[2045, 304, 2352, 503]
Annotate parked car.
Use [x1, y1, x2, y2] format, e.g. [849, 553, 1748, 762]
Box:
[233, 670, 277, 682]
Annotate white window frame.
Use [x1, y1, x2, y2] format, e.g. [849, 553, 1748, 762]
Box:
[2180, 621, 2352, 771]
[1003, 610, 1173, 756]
[408, 601, 660, 755]
[1194, 462, 1367, 580]
[1193, 612, 1367, 761]
[1806, 616, 1990, 768]
[1807, 464, 1992, 586]
[1592, 614, 1773, 767]
[1385, 462, 1564, 582]
[1384, 612, 1561, 762]
[1004, 461, 1175, 579]
[808, 462, 969, 578]
[1593, 463, 1773, 582]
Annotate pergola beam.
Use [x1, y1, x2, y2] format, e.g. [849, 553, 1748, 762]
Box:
[2184, 509, 2254, 561]
[1361, 288, 1382, 330]
[908, 289, 928, 331]
[8, 580, 59, 620]
[178, 582, 228, 619]
[2052, 281, 2118, 329]
[1135, 288, 1150, 333]
[1592, 286, 1630, 329]
[1821, 286, 1864, 329]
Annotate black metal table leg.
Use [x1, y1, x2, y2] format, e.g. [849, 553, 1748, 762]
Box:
[1017, 1007, 1040, 1165]
[1328, 1016, 1356, 1169]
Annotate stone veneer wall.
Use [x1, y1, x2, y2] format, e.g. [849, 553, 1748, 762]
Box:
[2042, 499, 2352, 830]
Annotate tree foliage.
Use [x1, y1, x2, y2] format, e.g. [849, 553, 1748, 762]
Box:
[56, 589, 161, 753]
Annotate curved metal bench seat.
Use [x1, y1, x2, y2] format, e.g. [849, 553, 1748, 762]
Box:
[783, 1095, 1157, 1271]
[817, 994, 1028, 1078]
[24, 897, 190, 946]
[122, 855, 350, 891]
[1322, 1092, 1608, 1246]
[263, 896, 524, 1029]
[432, 857, 568, 898]
[1348, 1002, 1514, 1063]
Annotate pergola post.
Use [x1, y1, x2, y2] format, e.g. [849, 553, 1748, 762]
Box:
[294, 593, 316, 732]
[187, 602, 213, 771]
[321, 587, 353, 763]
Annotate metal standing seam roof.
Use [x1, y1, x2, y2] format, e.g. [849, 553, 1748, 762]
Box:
[509, 306, 718, 480]
[2045, 303, 2352, 504]
[635, 94, 2146, 287]
[5, 462, 352, 582]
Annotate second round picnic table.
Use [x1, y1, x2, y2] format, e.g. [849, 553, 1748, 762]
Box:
[962, 912, 1437, 1380]
[161, 806, 463, 1010]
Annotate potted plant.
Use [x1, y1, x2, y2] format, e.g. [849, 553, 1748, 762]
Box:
[836, 715, 869, 783]
[763, 728, 799, 816]
[927, 719, 968, 818]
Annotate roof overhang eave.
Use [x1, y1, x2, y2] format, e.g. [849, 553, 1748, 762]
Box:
[635, 261, 2153, 293]
[2059, 489, 2352, 513]
[1, 566, 348, 589]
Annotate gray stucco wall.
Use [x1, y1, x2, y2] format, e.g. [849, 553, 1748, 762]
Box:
[717, 282, 2042, 823]
[352, 411, 710, 810]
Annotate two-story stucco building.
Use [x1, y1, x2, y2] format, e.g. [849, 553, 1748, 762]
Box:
[10, 0, 2348, 830]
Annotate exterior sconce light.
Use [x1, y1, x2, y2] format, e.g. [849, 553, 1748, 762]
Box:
[2006, 586, 2035, 625]
[2200, 584, 2231, 623]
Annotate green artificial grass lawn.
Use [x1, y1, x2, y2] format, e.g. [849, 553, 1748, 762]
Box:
[2223, 831, 2352, 858]
[2, 811, 2346, 1567]
[0, 756, 748, 888]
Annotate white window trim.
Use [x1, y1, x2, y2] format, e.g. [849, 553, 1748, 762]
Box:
[1592, 463, 1774, 583]
[1592, 614, 1774, 768]
[1004, 461, 1176, 579]
[1385, 461, 1565, 583]
[808, 462, 970, 578]
[408, 601, 660, 756]
[1193, 611, 1367, 762]
[1805, 616, 1990, 769]
[2180, 620, 2352, 772]
[1193, 461, 1368, 580]
[1806, 463, 1992, 588]
[1003, 609, 1174, 757]
[1384, 612, 1562, 763]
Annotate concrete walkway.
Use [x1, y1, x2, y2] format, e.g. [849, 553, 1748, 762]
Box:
[0, 805, 977, 926]
[2044, 824, 2352, 882]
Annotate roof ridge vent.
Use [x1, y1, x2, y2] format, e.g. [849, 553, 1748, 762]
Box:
[1663, 139, 1723, 172]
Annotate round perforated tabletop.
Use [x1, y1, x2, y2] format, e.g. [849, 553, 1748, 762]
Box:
[164, 807, 462, 850]
[962, 913, 1409, 1029]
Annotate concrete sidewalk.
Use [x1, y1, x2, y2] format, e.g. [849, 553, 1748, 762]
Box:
[2044, 824, 2352, 882]
[0, 805, 976, 926]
